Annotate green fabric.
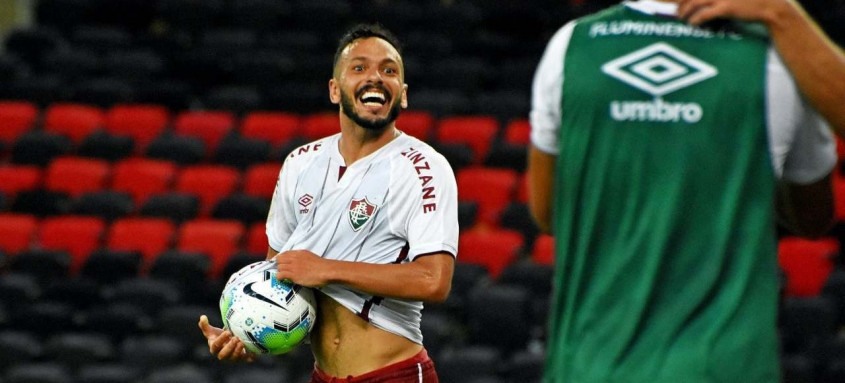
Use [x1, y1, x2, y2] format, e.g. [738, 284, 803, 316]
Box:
[545, 5, 779, 383]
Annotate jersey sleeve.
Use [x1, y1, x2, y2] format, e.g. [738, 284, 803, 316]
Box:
[530, 20, 577, 155]
[766, 47, 836, 184]
[404, 153, 459, 261]
[265, 159, 297, 252]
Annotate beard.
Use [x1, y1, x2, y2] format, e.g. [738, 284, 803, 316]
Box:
[340, 86, 402, 132]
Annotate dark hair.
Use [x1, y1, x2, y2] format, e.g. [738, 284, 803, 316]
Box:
[333, 23, 402, 76]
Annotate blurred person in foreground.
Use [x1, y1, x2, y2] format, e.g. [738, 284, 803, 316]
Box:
[199, 23, 458, 383]
[528, 0, 837, 381]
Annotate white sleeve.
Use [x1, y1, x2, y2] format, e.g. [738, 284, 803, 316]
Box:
[265, 159, 297, 252]
[766, 47, 836, 184]
[530, 21, 577, 155]
[404, 154, 459, 260]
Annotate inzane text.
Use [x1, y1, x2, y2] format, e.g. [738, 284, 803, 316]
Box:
[401, 148, 437, 213]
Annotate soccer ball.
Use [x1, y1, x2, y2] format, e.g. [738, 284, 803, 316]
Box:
[219, 260, 317, 355]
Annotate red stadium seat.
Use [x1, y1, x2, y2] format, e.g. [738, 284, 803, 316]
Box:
[0, 213, 38, 255]
[515, 172, 530, 204]
[243, 162, 281, 199]
[111, 158, 177, 205]
[457, 167, 519, 226]
[301, 112, 340, 141]
[245, 222, 269, 255]
[104, 104, 170, 153]
[396, 110, 435, 140]
[0, 101, 39, 145]
[105, 217, 176, 263]
[43, 103, 105, 144]
[436, 115, 499, 164]
[38, 215, 106, 273]
[834, 173, 845, 221]
[240, 111, 301, 148]
[177, 219, 245, 278]
[0, 165, 42, 197]
[458, 228, 524, 278]
[778, 236, 839, 297]
[503, 118, 531, 147]
[173, 110, 235, 154]
[531, 234, 555, 266]
[175, 165, 241, 216]
[44, 156, 111, 197]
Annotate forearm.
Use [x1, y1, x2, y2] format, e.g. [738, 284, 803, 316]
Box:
[320, 256, 452, 303]
[764, 1, 845, 133]
[527, 146, 557, 233]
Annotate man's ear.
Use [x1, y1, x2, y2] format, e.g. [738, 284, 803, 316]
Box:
[329, 78, 340, 105]
[400, 84, 408, 109]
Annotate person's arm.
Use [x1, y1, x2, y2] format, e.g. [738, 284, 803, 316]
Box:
[776, 175, 834, 238]
[678, 0, 845, 133]
[272, 250, 454, 303]
[527, 146, 557, 233]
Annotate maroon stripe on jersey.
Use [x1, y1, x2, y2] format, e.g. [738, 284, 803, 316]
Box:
[338, 166, 347, 180]
[358, 244, 411, 321]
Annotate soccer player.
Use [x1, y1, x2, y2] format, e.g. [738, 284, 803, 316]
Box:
[527, 1, 836, 382]
[199, 24, 458, 382]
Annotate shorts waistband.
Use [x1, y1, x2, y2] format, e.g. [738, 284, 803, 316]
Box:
[313, 348, 431, 382]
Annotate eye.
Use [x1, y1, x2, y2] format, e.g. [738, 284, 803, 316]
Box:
[352, 65, 364, 72]
[384, 67, 398, 75]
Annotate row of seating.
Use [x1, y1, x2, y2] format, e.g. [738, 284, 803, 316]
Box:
[0, 101, 530, 170]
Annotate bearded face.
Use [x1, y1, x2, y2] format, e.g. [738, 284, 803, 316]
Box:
[339, 83, 402, 132]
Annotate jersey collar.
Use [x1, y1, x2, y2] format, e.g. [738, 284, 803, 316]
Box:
[624, 0, 679, 17]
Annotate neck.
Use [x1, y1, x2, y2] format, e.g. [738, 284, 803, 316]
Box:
[337, 116, 398, 166]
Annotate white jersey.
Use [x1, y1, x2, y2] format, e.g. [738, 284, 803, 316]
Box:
[266, 131, 459, 344]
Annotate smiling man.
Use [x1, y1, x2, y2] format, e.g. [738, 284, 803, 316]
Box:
[198, 24, 458, 383]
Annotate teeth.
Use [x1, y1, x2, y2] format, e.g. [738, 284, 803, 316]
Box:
[361, 91, 385, 103]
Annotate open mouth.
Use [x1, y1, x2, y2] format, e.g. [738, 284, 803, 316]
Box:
[357, 87, 390, 108]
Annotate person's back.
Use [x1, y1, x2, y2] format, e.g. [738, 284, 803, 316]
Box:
[529, 1, 836, 382]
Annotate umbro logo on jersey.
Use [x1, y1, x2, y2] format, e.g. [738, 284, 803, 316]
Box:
[601, 43, 717, 123]
[298, 194, 313, 214]
[348, 198, 377, 232]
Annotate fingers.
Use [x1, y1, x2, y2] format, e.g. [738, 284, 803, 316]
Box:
[198, 315, 210, 336]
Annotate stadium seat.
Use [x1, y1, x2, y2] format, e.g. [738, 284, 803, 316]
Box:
[68, 191, 135, 221]
[779, 236, 839, 297]
[138, 192, 200, 223]
[11, 131, 72, 166]
[41, 277, 101, 310]
[436, 345, 502, 383]
[4, 362, 71, 383]
[0, 331, 43, 374]
[173, 110, 235, 155]
[174, 165, 241, 216]
[107, 278, 182, 316]
[456, 167, 519, 226]
[243, 162, 282, 200]
[4, 26, 64, 64]
[8, 301, 76, 338]
[436, 115, 499, 164]
[0, 101, 38, 147]
[76, 363, 140, 383]
[43, 103, 105, 145]
[119, 335, 187, 372]
[71, 26, 132, 53]
[70, 77, 136, 109]
[110, 158, 178, 206]
[44, 156, 111, 198]
[501, 349, 545, 383]
[80, 249, 142, 286]
[531, 234, 555, 266]
[44, 332, 115, 368]
[105, 217, 176, 263]
[240, 111, 301, 149]
[502, 118, 531, 147]
[103, 50, 166, 82]
[203, 85, 264, 114]
[0, 165, 41, 198]
[146, 364, 213, 383]
[80, 303, 150, 343]
[396, 110, 435, 141]
[77, 131, 134, 161]
[7, 249, 72, 283]
[157, 305, 214, 348]
[176, 219, 245, 278]
[0, 213, 38, 255]
[301, 112, 340, 141]
[104, 104, 170, 153]
[148, 250, 211, 302]
[40, 48, 101, 79]
[781, 296, 837, 356]
[9, 189, 70, 217]
[458, 228, 523, 278]
[245, 222, 270, 255]
[467, 283, 533, 352]
[145, 134, 206, 165]
[211, 193, 271, 226]
[37, 215, 106, 273]
[213, 135, 272, 169]
[498, 202, 539, 244]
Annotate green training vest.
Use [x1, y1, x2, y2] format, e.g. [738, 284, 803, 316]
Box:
[545, 5, 778, 383]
